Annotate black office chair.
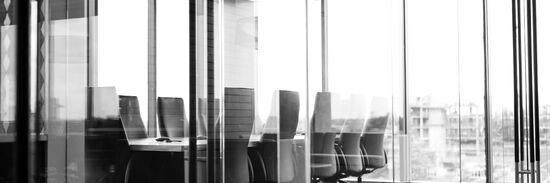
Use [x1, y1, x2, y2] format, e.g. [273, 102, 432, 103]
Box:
[359, 97, 390, 175]
[85, 87, 129, 183]
[311, 92, 339, 183]
[335, 95, 368, 182]
[156, 97, 189, 182]
[119, 95, 162, 183]
[360, 115, 389, 173]
[221, 87, 255, 183]
[158, 97, 188, 138]
[258, 90, 300, 183]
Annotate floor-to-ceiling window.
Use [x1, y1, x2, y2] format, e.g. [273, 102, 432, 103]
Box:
[6, 0, 550, 182]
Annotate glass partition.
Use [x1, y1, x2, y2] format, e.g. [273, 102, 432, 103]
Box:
[407, 0, 460, 181]
[537, 0, 550, 180]
[97, 0, 148, 131]
[324, 0, 400, 182]
[487, 0, 515, 182]
[457, 0, 486, 181]
[0, 0, 18, 181]
[9, 0, 550, 182]
[45, 0, 90, 181]
[219, 0, 308, 182]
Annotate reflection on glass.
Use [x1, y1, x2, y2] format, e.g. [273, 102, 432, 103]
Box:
[221, 0, 308, 182]
[326, 0, 395, 181]
[0, 0, 16, 181]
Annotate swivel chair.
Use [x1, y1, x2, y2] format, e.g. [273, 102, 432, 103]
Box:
[336, 94, 368, 182]
[360, 97, 390, 174]
[119, 95, 162, 183]
[311, 92, 340, 183]
[222, 87, 255, 183]
[259, 90, 300, 183]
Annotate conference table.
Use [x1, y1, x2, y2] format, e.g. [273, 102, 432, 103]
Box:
[128, 134, 305, 152]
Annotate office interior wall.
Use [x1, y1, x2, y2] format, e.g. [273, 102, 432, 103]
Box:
[44, 0, 90, 182]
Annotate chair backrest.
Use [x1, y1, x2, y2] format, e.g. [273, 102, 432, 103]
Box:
[85, 87, 128, 183]
[311, 92, 338, 180]
[223, 87, 255, 141]
[118, 95, 148, 140]
[223, 87, 255, 183]
[259, 90, 300, 182]
[197, 98, 215, 138]
[157, 97, 188, 138]
[361, 115, 389, 169]
[339, 94, 368, 176]
[361, 97, 390, 169]
[262, 90, 300, 139]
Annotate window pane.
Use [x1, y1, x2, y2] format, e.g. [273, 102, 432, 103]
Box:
[326, 0, 399, 181]
[408, 0, 460, 181]
[537, 0, 550, 180]
[0, 0, 17, 181]
[487, 0, 514, 182]
[157, 0, 190, 137]
[221, 0, 308, 182]
[457, 0, 486, 181]
[97, 0, 148, 130]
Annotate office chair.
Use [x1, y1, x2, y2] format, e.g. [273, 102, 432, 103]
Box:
[311, 92, 339, 183]
[197, 98, 209, 139]
[158, 97, 188, 138]
[259, 90, 300, 183]
[335, 95, 368, 182]
[360, 115, 389, 173]
[85, 87, 130, 183]
[222, 87, 255, 183]
[156, 97, 189, 182]
[119, 95, 163, 183]
[360, 97, 390, 174]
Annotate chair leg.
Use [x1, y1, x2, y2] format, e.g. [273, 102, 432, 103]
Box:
[357, 176, 362, 183]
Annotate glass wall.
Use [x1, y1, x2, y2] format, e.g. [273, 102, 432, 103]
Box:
[97, 0, 148, 130]
[407, 0, 461, 181]
[487, 0, 514, 182]
[45, 0, 90, 181]
[407, 0, 486, 182]
[324, 0, 402, 182]
[0, 0, 18, 181]
[219, 0, 308, 182]
[6, 0, 550, 183]
[537, 0, 550, 181]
